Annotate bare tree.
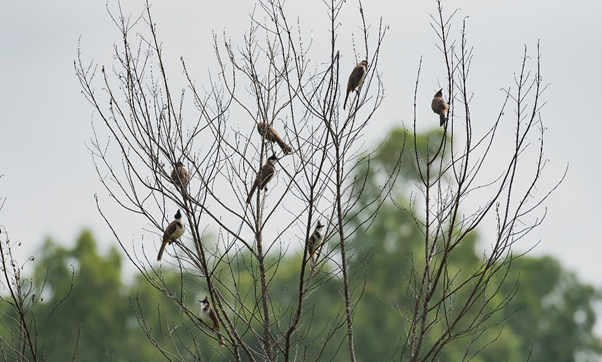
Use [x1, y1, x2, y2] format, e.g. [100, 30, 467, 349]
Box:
[389, 1, 564, 361]
[76, 0, 395, 361]
[75, 0, 562, 360]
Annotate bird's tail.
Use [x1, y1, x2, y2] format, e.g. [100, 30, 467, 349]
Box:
[218, 334, 225, 347]
[439, 113, 447, 127]
[343, 91, 350, 110]
[246, 184, 256, 204]
[157, 239, 168, 261]
[276, 138, 292, 155]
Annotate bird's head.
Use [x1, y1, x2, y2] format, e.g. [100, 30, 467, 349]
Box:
[268, 154, 278, 164]
[199, 296, 209, 307]
[175, 161, 184, 167]
[174, 209, 182, 220]
[257, 122, 267, 133]
[435, 89, 443, 97]
[316, 220, 324, 229]
[360, 60, 368, 68]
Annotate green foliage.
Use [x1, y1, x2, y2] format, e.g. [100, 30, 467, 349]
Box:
[344, 127, 602, 361]
[503, 257, 602, 361]
[33, 230, 131, 361]
[30, 230, 224, 361]
[346, 195, 526, 362]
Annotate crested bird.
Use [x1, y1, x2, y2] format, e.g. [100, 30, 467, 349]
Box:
[343, 60, 368, 110]
[157, 209, 185, 262]
[246, 154, 278, 204]
[171, 161, 189, 190]
[257, 122, 292, 155]
[307, 220, 325, 269]
[431, 89, 449, 127]
[199, 296, 226, 347]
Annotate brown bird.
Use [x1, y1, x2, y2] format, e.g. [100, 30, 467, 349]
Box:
[171, 161, 189, 190]
[246, 154, 278, 204]
[431, 89, 449, 127]
[307, 220, 325, 268]
[199, 296, 225, 347]
[257, 122, 292, 155]
[343, 60, 368, 110]
[157, 209, 185, 262]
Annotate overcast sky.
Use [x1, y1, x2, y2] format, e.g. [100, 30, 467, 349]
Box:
[1, 0, 601, 301]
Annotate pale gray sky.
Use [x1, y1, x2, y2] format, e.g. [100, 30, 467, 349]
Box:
[1, 0, 601, 295]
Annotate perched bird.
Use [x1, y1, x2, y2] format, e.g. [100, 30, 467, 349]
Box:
[257, 122, 292, 155]
[343, 60, 368, 110]
[157, 209, 185, 262]
[171, 161, 189, 190]
[199, 296, 225, 347]
[307, 220, 325, 267]
[246, 154, 278, 204]
[431, 89, 449, 127]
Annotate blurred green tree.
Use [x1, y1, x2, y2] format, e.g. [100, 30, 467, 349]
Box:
[31, 230, 219, 361]
[33, 230, 130, 361]
[502, 256, 602, 361]
[340, 127, 602, 361]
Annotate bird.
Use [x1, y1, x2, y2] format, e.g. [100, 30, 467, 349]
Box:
[431, 89, 449, 127]
[246, 154, 278, 204]
[171, 161, 189, 190]
[307, 220, 325, 268]
[343, 60, 368, 110]
[257, 122, 292, 155]
[157, 209, 185, 262]
[199, 296, 226, 347]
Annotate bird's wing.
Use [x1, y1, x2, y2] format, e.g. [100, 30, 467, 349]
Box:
[431, 98, 443, 113]
[347, 65, 365, 91]
[164, 221, 179, 240]
[259, 163, 275, 189]
[308, 234, 316, 254]
[271, 128, 292, 155]
[209, 308, 220, 330]
[268, 126, 280, 141]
